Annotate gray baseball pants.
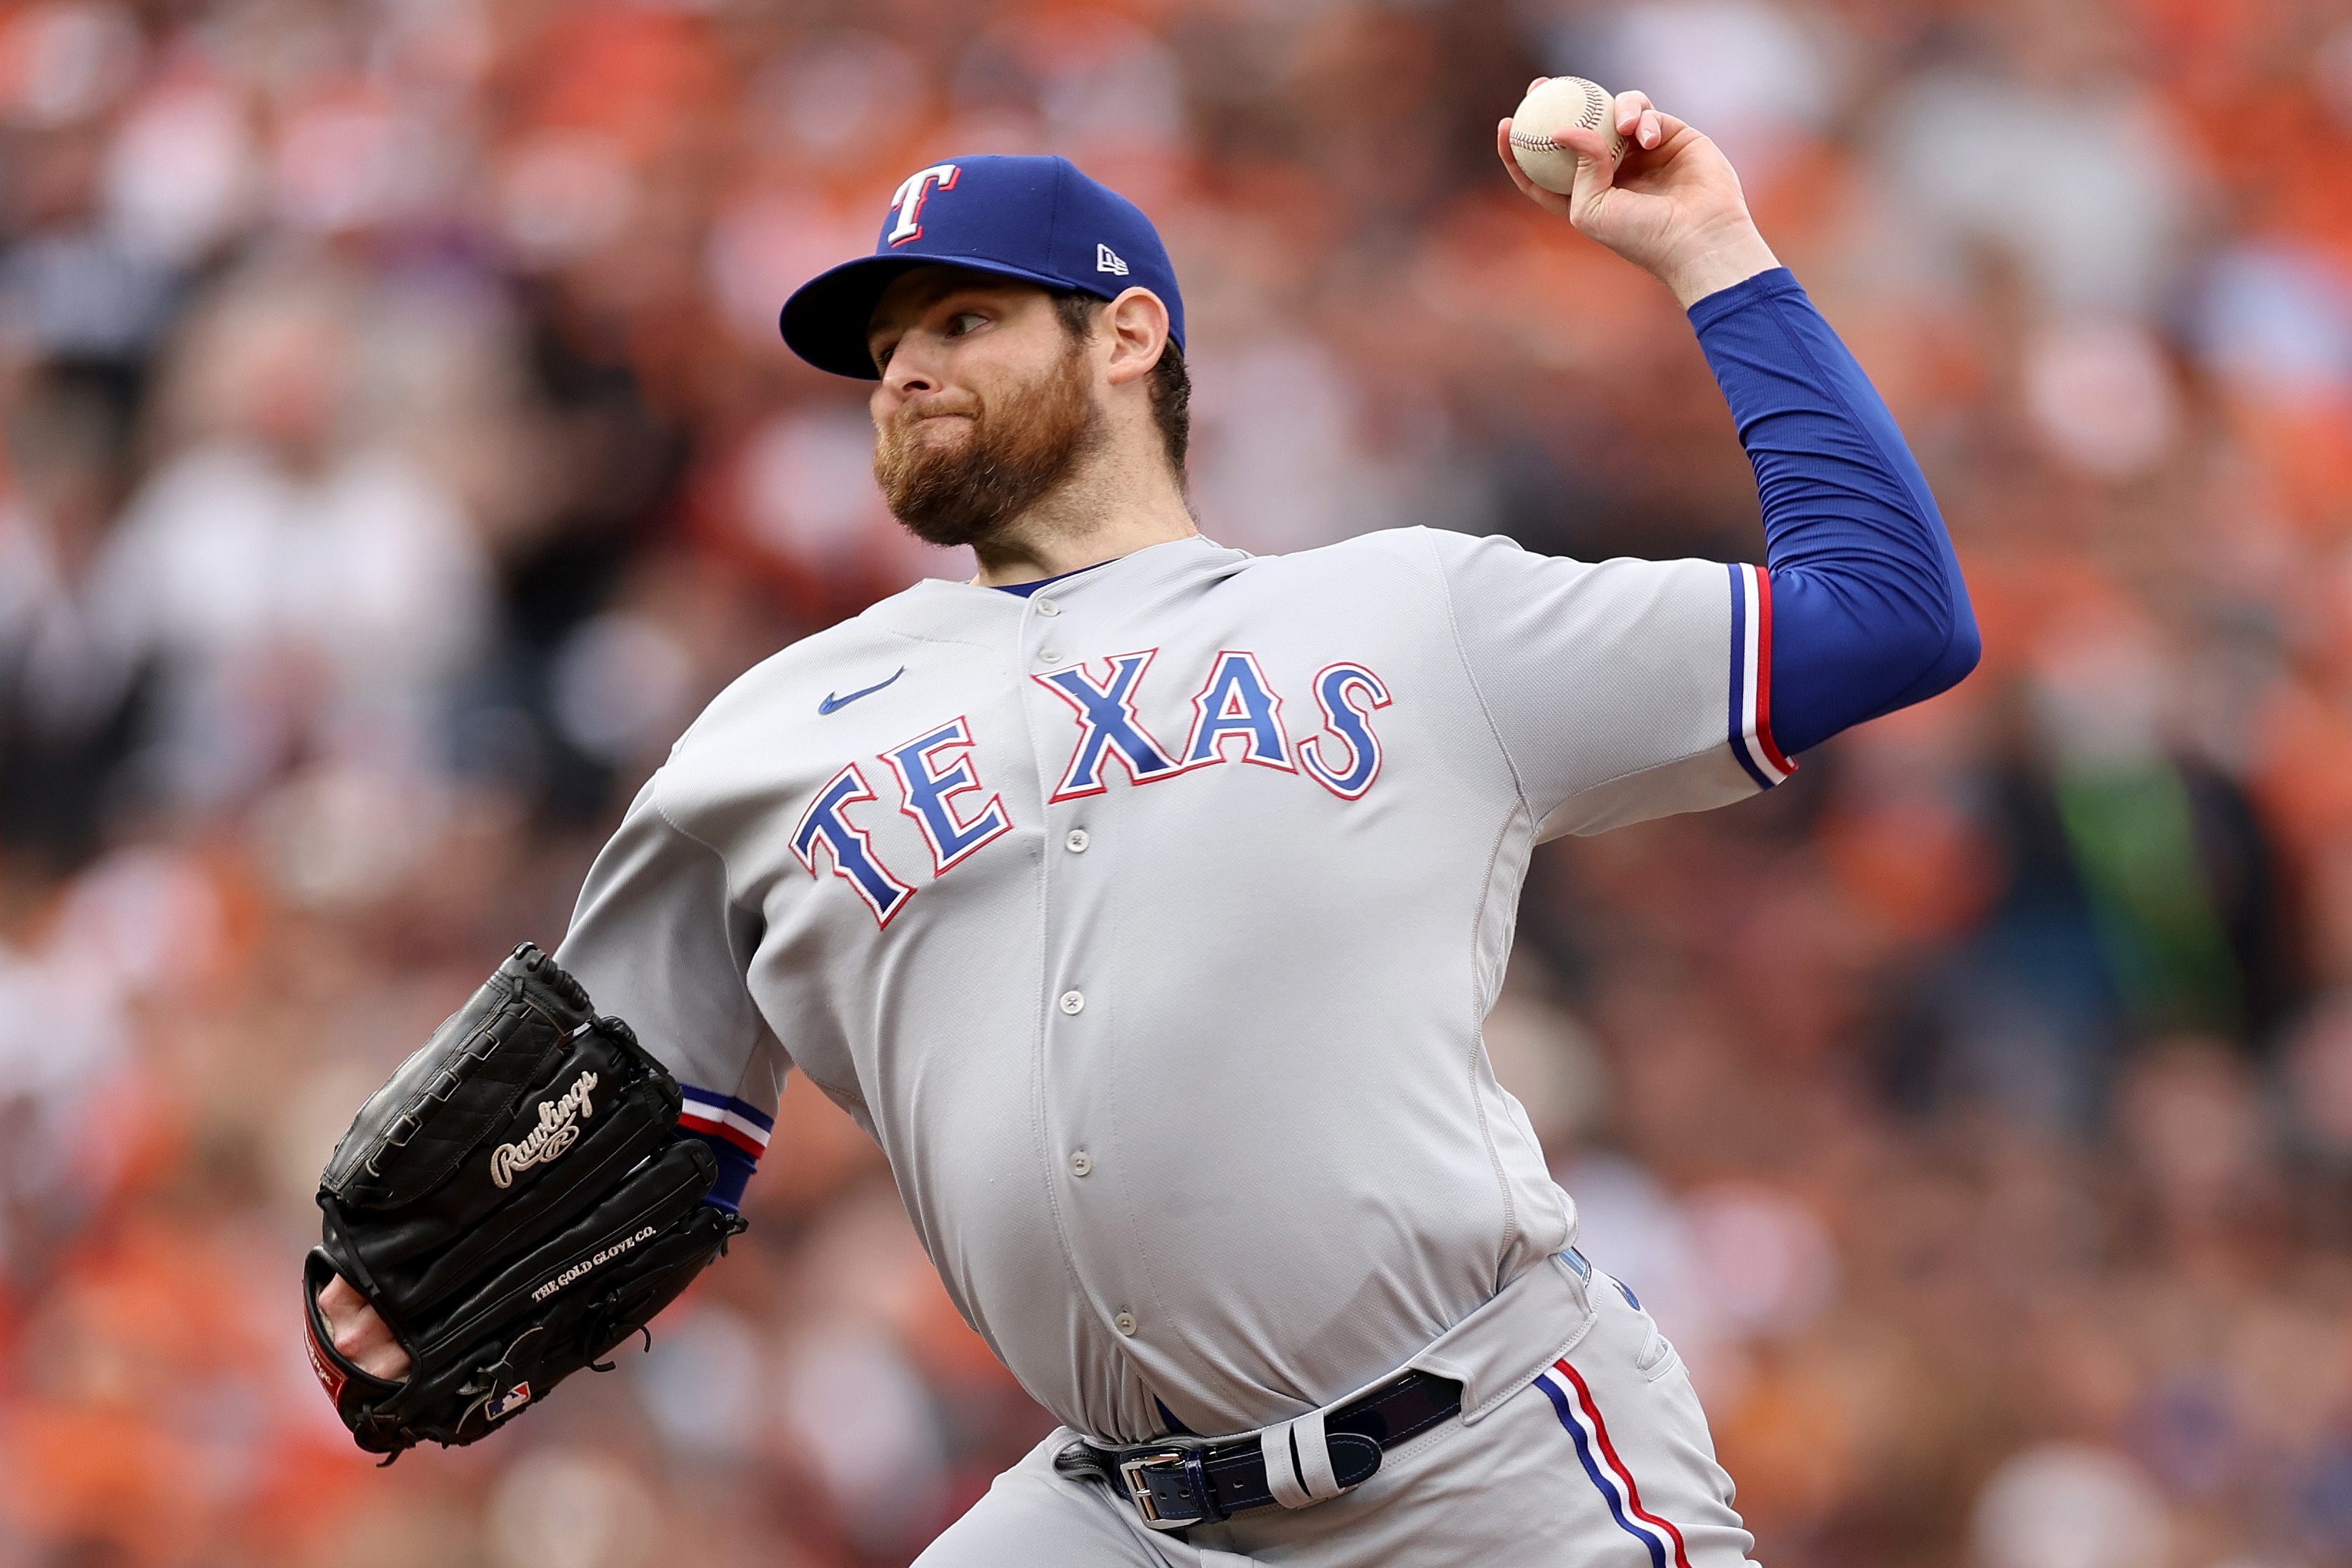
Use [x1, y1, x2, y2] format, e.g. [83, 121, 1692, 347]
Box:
[914, 1269, 1758, 1567]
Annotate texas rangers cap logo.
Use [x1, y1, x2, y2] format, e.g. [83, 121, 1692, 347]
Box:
[779, 154, 1187, 381]
[888, 164, 960, 247]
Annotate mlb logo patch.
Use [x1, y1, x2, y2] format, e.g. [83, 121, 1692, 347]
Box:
[485, 1381, 532, 1421]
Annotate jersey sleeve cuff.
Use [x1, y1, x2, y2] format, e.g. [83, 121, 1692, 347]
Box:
[1727, 563, 1795, 788]
[1685, 265, 1804, 332]
[680, 1084, 774, 1212]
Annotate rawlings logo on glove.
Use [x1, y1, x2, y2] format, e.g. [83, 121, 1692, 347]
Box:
[490, 1071, 599, 1188]
[302, 944, 745, 1457]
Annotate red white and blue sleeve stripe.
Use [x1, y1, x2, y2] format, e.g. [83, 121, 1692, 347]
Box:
[1726, 562, 1795, 790]
[679, 1085, 773, 1211]
[1692, 269, 1978, 764]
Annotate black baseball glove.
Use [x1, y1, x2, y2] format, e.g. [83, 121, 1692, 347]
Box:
[302, 943, 746, 1457]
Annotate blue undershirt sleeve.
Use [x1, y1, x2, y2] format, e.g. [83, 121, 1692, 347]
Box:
[1687, 268, 1980, 758]
[685, 1129, 758, 1211]
[677, 1085, 773, 1213]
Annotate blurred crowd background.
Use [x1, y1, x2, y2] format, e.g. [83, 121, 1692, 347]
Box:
[1, 0, 2350, 1564]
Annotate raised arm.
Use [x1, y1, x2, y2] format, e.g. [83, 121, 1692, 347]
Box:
[1497, 84, 1978, 761]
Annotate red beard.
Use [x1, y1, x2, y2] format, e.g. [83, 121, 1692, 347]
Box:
[873, 339, 1106, 549]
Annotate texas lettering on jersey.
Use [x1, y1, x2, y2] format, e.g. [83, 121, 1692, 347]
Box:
[791, 647, 1391, 927]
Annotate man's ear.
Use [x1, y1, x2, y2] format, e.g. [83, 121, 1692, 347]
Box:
[1101, 288, 1171, 388]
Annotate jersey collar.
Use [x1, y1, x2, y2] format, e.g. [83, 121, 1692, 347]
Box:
[860, 535, 1246, 647]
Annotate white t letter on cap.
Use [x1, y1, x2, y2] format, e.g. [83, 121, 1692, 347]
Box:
[888, 164, 961, 247]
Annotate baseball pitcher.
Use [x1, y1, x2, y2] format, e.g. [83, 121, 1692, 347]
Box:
[306, 84, 1976, 1566]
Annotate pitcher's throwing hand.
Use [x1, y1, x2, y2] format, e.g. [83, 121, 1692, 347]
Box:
[1499, 78, 1783, 306]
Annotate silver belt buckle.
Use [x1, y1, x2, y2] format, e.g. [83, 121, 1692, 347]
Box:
[1118, 1449, 1191, 1530]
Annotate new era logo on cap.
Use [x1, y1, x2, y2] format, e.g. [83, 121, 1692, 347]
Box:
[778, 154, 1186, 381]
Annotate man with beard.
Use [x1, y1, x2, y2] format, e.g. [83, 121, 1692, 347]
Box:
[319, 92, 1975, 1564]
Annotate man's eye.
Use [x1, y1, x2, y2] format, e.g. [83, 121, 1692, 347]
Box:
[947, 312, 986, 337]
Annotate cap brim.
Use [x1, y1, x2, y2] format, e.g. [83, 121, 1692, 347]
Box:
[778, 253, 1101, 379]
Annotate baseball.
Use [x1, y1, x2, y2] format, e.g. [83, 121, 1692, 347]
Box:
[1508, 76, 1626, 194]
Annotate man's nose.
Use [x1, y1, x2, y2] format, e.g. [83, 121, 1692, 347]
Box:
[883, 344, 940, 399]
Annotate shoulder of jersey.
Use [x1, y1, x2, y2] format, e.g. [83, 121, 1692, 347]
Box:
[1338, 524, 1517, 559]
[1242, 525, 1508, 585]
[663, 595, 934, 759]
[1280, 525, 1491, 567]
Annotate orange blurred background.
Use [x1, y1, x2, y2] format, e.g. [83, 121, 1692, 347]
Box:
[4, 0, 2352, 1564]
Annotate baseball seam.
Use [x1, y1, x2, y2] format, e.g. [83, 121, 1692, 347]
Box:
[1510, 81, 1616, 155]
[1505, 86, 1618, 159]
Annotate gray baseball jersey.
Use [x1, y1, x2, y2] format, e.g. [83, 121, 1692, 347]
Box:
[555, 526, 1784, 1447]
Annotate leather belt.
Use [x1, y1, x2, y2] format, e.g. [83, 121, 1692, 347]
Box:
[1054, 1369, 1464, 1531]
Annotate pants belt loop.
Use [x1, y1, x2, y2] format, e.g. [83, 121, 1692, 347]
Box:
[1259, 1404, 1349, 1509]
[1259, 1421, 1312, 1509]
[1295, 1406, 1341, 1502]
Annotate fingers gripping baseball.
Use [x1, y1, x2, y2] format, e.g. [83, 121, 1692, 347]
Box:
[1497, 78, 1780, 307]
[1573, 89, 1680, 214]
[1496, 81, 1667, 212]
[319, 1272, 414, 1382]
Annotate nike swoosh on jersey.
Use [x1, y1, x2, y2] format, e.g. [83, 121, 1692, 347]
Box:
[818, 668, 906, 714]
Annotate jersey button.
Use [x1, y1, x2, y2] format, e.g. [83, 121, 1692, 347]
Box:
[1058, 990, 1085, 1015]
[1114, 1311, 1138, 1336]
[1069, 1150, 1092, 1176]
[1065, 829, 1090, 853]
[1034, 598, 1061, 617]
[1038, 648, 1064, 664]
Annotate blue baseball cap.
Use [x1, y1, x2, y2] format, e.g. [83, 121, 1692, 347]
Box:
[778, 154, 1185, 380]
